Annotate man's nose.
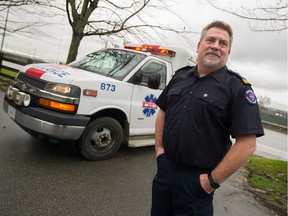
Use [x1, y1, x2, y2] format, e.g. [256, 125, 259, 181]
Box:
[210, 41, 220, 50]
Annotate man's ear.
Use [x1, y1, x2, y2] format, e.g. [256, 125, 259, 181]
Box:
[197, 42, 200, 53]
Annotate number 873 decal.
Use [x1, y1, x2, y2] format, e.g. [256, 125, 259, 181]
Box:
[100, 83, 116, 92]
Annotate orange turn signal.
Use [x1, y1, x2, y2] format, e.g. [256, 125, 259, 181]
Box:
[39, 98, 75, 112]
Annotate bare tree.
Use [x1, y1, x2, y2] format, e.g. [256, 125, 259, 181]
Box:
[65, 0, 195, 63]
[0, 0, 50, 6]
[206, 0, 287, 32]
[0, 0, 65, 46]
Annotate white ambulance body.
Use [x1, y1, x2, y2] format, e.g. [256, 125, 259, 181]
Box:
[3, 44, 196, 160]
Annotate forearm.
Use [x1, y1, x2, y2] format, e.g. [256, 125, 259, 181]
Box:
[201, 135, 257, 192]
[212, 135, 257, 184]
[155, 109, 165, 157]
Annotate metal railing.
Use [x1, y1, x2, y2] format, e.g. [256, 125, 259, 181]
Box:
[0, 51, 45, 79]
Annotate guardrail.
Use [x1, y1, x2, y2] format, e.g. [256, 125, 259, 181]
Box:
[0, 51, 45, 79]
[261, 112, 287, 133]
[262, 121, 287, 134]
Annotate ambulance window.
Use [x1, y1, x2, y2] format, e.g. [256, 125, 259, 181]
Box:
[69, 49, 146, 81]
[136, 61, 167, 90]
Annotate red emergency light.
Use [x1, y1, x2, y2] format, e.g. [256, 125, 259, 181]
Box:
[124, 44, 176, 57]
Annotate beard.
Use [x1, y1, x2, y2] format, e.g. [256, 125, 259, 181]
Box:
[203, 52, 221, 67]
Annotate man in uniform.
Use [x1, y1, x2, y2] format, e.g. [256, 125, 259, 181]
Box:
[151, 20, 264, 216]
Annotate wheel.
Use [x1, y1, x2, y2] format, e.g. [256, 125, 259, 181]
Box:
[79, 117, 123, 160]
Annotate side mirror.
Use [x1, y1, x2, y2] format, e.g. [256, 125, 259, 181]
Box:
[134, 75, 142, 84]
[148, 73, 161, 89]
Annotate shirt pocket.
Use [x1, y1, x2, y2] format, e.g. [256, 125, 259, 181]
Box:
[167, 88, 182, 97]
[166, 88, 182, 105]
[199, 93, 227, 111]
[198, 93, 230, 130]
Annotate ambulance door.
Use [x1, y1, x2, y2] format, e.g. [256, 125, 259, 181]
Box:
[129, 60, 167, 135]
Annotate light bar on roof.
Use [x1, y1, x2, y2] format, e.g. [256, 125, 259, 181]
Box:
[124, 44, 176, 57]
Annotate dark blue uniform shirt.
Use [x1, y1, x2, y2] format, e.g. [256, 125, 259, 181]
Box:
[156, 65, 264, 169]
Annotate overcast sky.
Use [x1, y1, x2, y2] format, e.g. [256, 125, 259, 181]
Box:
[2, 0, 287, 110]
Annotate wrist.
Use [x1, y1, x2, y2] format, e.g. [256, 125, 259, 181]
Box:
[207, 172, 220, 189]
[155, 147, 165, 157]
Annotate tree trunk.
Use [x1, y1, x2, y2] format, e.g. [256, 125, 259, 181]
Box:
[66, 32, 83, 64]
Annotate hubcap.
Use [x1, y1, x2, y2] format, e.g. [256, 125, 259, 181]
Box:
[90, 128, 112, 148]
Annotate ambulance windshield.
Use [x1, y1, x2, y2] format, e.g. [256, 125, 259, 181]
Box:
[69, 49, 146, 80]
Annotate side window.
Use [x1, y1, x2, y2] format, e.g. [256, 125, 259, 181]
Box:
[135, 61, 167, 90]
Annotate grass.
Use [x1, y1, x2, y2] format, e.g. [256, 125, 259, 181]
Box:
[246, 155, 287, 214]
[0, 68, 18, 78]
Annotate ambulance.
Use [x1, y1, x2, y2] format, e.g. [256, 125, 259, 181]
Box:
[3, 44, 196, 160]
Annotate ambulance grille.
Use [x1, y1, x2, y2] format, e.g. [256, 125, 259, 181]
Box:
[16, 72, 47, 90]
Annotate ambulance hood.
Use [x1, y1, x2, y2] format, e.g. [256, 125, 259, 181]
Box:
[21, 63, 114, 84]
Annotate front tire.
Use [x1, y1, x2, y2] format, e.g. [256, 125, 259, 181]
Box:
[79, 117, 123, 160]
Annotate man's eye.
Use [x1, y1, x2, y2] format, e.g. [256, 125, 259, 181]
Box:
[206, 38, 214, 43]
[220, 42, 228, 48]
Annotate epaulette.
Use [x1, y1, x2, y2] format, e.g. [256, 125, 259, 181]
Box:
[175, 65, 193, 74]
[228, 69, 251, 85]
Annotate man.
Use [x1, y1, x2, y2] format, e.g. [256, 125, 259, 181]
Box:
[151, 20, 264, 216]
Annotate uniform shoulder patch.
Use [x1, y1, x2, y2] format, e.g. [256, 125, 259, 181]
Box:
[228, 69, 250, 85]
[244, 89, 257, 104]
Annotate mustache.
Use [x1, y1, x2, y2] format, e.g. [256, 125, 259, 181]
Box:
[206, 51, 221, 57]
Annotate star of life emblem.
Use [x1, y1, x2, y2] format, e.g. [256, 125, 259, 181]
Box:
[142, 94, 157, 117]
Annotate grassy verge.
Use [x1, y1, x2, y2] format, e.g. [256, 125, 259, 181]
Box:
[0, 68, 18, 78]
[246, 155, 287, 215]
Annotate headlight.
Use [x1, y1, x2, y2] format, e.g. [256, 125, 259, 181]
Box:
[45, 83, 71, 95]
[41, 82, 81, 108]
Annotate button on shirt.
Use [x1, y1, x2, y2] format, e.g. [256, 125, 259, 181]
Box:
[156, 66, 264, 169]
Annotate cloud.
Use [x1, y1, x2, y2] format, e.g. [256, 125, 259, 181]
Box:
[231, 27, 287, 63]
[228, 59, 287, 90]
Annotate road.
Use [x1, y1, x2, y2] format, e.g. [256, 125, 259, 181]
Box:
[0, 91, 281, 216]
[256, 128, 287, 161]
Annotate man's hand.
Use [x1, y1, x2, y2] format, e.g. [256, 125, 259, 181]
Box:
[200, 173, 215, 194]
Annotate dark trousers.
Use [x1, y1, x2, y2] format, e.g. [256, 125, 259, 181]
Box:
[151, 154, 214, 216]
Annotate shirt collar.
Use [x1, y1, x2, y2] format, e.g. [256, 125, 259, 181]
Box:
[193, 65, 227, 82]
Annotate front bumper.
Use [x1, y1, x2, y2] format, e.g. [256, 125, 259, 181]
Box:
[3, 96, 90, 140]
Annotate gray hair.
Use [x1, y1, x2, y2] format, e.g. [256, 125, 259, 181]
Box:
[199, 20, 233, 49]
